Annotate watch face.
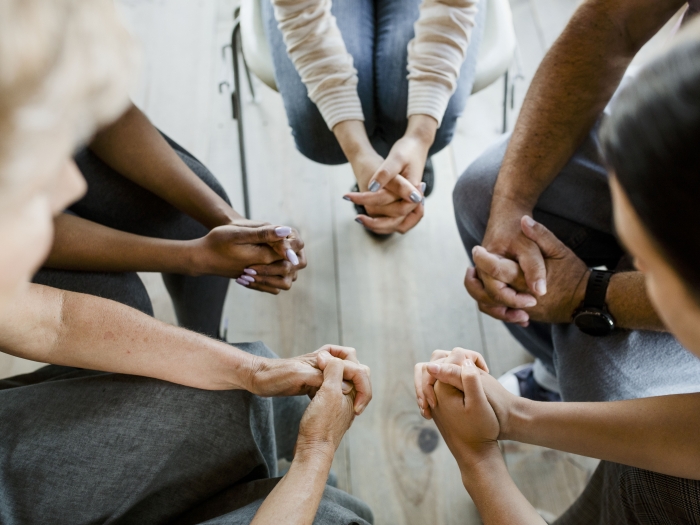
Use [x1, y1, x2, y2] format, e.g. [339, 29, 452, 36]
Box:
[574, 309, 615, 336]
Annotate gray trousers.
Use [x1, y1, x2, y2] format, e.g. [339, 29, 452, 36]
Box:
[33, 135, 228, 338]
[0, 343, 372, 524]
[453, 130, 700, 523]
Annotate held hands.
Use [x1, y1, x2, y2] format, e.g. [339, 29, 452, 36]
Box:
[467, 216, 589, 325]
[248, 345, 372, 416]
[188, 223, 307, 295]
[296, 355, 357, 460]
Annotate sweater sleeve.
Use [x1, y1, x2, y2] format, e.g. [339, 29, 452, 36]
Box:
[407, 0, 479, 126]
[271, 0, 364, 130]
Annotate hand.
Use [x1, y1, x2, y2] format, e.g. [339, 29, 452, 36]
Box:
[467, 216, 589, 324]
[189, 224, 307, 295]
[429, 360, 501, 468]
[479, 197, 546, 308]
[295, 355, 356, 460]
[248, 345, 372, 415]
[414, 347, 489, 420]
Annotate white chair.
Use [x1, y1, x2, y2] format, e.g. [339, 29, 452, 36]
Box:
[226, 0, 516, 217]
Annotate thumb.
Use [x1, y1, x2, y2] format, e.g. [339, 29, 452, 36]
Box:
[459, 360, 487, 403]
[224, 224, 293, 245]
[521, 216, 567, 258]
[368, 155, 405, 191]
[318, 355, 345, 392]
[426, 362, 464, 391]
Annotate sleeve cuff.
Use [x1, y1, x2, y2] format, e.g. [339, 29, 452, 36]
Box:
[407, 80, 453, 127]
[314, 87, 365, 130]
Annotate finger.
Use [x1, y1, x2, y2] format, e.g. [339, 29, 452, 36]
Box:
[251, 274, 293, 291]
[426, 362, 464, 391]
[465, 269, 530, 324]
[521, 216, 572, 267]
[318, 351, 371, 415]
[384, 174, 423, 204]
[318, 355, 346, 392]
[246, 281, 282, 295]
[246, 260, 295, 278]
[366, 155, 406, 192]
[364, 200, 420, 218]
[430, 350, 450, 362]
[322, 345, 360, 364]
[225, 224, 295, 245]
[266, 233, 305, 262]
[414, 363, 431, 419]
[446, 347, 489, 374]
[421, 363, 439, 415]
[460, 360, 489, 405]
[473, 246, 522, 285]
[344, 188, 401, 207]
[395, 200, 424, 234]
[481, 273, 537, 309]
[479, 302, 530, 326]
[355, 214, 404, 235]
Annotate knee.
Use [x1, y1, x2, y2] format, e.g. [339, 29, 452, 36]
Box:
[452, 144, 505, 250]
[290, 120, 347, 165]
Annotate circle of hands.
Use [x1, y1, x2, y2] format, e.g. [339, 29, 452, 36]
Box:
[225, 192, 592, 463]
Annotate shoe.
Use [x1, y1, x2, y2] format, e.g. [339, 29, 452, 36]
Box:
[498, 363, 561, 402]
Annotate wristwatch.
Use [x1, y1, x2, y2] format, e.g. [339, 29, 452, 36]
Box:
[573, 269, 616, 336]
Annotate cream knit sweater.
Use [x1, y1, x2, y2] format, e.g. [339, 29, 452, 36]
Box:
[270, 0, 479, 130]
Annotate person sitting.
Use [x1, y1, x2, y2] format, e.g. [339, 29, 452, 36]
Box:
[416, 29, 700, 523]
[263, 0, 485, 235]
[0, 0, 371, 522]
[36, 100, 307, 339]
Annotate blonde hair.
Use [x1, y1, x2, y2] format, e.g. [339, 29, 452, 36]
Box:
[0, 0, 136, 196]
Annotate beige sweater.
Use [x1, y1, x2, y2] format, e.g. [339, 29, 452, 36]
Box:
[271, 0, 479, 130]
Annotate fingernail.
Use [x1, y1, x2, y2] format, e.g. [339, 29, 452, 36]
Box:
[465, 359, 474, 367]
[275, 226, 292, 237]
[244, 268, 257, 276]
[409, 191, 422, 203]
[355, 217, 363, 225]
[525, 297, 537, 307]
[523, 216, 535, 228]
[535, 279, 547, 296]
[342, 195, 352, 201]
[241, 275, 255, 283]
[427, 363, 440, 374]
[418, 399, 424, 409]
[286, 249, 299, 266]
[420, 182, 427, 194]
[368, 181, 380, 192]
[235, 278, 249, 287]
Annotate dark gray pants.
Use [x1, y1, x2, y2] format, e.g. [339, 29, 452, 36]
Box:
[0, 342, 372, 524]
[453, 130, 700, 523]
[34, 135, 228, 338]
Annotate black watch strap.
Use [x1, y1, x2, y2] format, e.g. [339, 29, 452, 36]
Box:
[583, 270, 614, 309]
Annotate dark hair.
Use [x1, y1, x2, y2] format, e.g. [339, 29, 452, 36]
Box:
[600, 39, 700, 298]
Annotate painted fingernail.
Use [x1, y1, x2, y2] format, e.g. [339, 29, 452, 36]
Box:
[343, 195, 352, 201]
[241, 275, 255, 283]
[523, 215, 535, 228]
[409, 191, 422, 203]
[286, 248, 299, 266]
[368, 181, 381, 192]
[420, 182, 427, 194]
[355, 217, 363, 225]
[244, 268, 257, 276]
[275, 226, 292, 238]
[535, 279, 547, 296]
[235, 278, 249, 286]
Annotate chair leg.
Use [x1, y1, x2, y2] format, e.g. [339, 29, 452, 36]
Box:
[243, 57, 257, 103]
[231, 19, 251, 219]
[502, 69, 509, 134]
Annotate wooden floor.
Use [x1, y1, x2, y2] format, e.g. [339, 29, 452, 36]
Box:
[8, 0, 598, 522]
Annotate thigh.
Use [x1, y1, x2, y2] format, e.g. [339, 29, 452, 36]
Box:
[431, 1, 487, 155]
[0, 343, 280, 525]
[261, 0, 375, 164]
[553, 324, 700, 402]
[71, 135, 225, 242]
[32, 268, 154, 317]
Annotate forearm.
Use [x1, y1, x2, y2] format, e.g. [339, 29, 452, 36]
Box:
[45, 213, 197, 275]
[492, 0, 682, 212]
[506, 394, 700, 479]
[458, 447, 545, 524]
[89, 104, 239, 229]
[3, 285, 253, 390]
[607, 271, 665, 331]
[251, 448, 333, 524]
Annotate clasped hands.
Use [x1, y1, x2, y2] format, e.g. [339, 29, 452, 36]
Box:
[187, 218, 307, 295]
[340, 116, 437, 235]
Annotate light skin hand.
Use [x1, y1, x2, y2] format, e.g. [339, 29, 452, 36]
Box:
[467, 216, 589, 325]
[249, 345, 372, 415]
[414, 347, 489, 420]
